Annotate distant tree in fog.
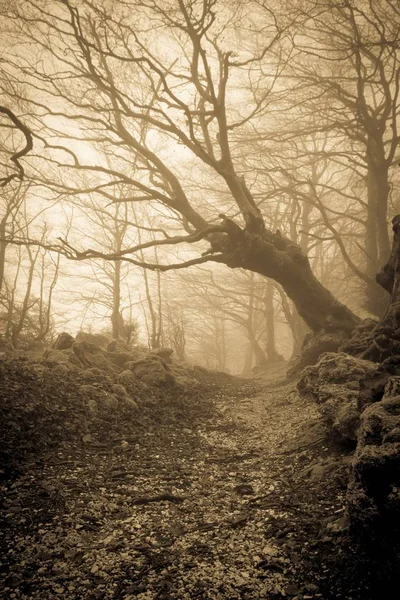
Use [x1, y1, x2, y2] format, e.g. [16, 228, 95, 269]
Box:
[0, 106, 60, 346]
[1, 0, 398, 364]
[280, 0, 400, 315]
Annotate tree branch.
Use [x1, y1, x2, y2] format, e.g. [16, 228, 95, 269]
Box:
[0, 106, 33, 187]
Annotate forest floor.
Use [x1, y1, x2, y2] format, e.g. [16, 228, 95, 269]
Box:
[0, 362, 391, 600]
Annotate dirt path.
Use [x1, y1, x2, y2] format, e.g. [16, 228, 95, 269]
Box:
[0, 375, 355, 600]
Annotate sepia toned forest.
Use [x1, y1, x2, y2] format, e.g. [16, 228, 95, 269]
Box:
[1, 1, 400, 599]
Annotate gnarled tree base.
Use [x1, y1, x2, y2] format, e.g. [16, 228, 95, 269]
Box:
[288, 330, 352, 377]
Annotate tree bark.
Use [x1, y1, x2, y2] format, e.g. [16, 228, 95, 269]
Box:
[246, 325, 268, 367]
[215, 222, 360, 337]
[244, 271, 268, 367]
[264, 282, 284, 363]
[214, 316, 227, 371]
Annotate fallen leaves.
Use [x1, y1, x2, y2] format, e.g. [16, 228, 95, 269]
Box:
[0, 365, 368, 599]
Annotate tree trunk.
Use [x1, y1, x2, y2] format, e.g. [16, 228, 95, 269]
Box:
[364, 159, 391, 317]
[246, 325, 268, 366]
[217, 223, 360, 336]
[213, 221, 361, 371]
[243, 271, 268, 367]
[12, 244, 40, 347]
[214, 316, 227, 371]
[264, 282, 284, 363]
[276, 285, 308, 360]
[241, 343, 253, 376]
[0, 218, 7, 293]
[111, 260, 122, 339]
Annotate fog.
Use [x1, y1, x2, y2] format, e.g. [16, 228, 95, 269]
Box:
[2, 2, 400, 598]
[1, 0, 399, 371]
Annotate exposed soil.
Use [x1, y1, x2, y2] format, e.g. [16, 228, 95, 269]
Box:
[1, 361, 399, 599]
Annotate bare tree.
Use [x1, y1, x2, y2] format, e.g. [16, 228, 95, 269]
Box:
[0, 104, 33, 290]
[69, 189, 138, 339]
[164, 302, 187, 360]
[2, 0, 363, 364]
[1, 220, 60, 347]
[278, 0, 400, 314]
[180, 267, 286, 371]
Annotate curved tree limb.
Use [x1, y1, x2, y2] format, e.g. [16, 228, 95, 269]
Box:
[0, 107, 33, 187]
[2, 224, 228, 272]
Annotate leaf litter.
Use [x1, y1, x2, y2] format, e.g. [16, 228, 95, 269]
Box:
[0, 359, 379, 599]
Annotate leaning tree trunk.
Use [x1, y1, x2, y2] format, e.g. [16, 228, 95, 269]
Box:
[217, 220, 360, 335]
[215, 219, 361, 369]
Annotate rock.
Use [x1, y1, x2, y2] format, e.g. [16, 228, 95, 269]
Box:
[79, 368, 105, 382]
[79, 383, 100, 396]
[284, 584, 301, 596]
[340, 318, 378, 356]
[150, 347, 174, 364]
[107, 351, 141, 368]
[44, 349, 69, 363]
[326, 515, 349, 534]
[48, 363, 72, 375]
[383, 376, 400, 399]
[83, 367, 104, 377]
[298, 352, 376, 442]
[106, 338, 133, 353]
[383, 427, 400, 443]
[85, 352, 119, 373]
[358, 356, 400, 410]
[124, 397, 138, 408]
[44, 348, 83, 369]
[109, 383, 131, 401]
[348, 394, 400, 529]
[75, 331, 110, 348]
[79, 384, 119, 409]
[288, 330, 348, 375]
[73, 340, 103, 355]
[174, 375, 197, 388]
[126, 355, 175, 385]
[53, 332, 75, 350]
[30, 363, 47, 376]
[234, 483, 255, 495]
[307, 456, 350, 481]
[70, 342, 123, 373]
[103, 394, 120, 409]
[118, 369, 136, 380]
[321, 396, 361, 442]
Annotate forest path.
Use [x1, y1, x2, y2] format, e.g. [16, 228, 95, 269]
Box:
[1, 373, 351, 600]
